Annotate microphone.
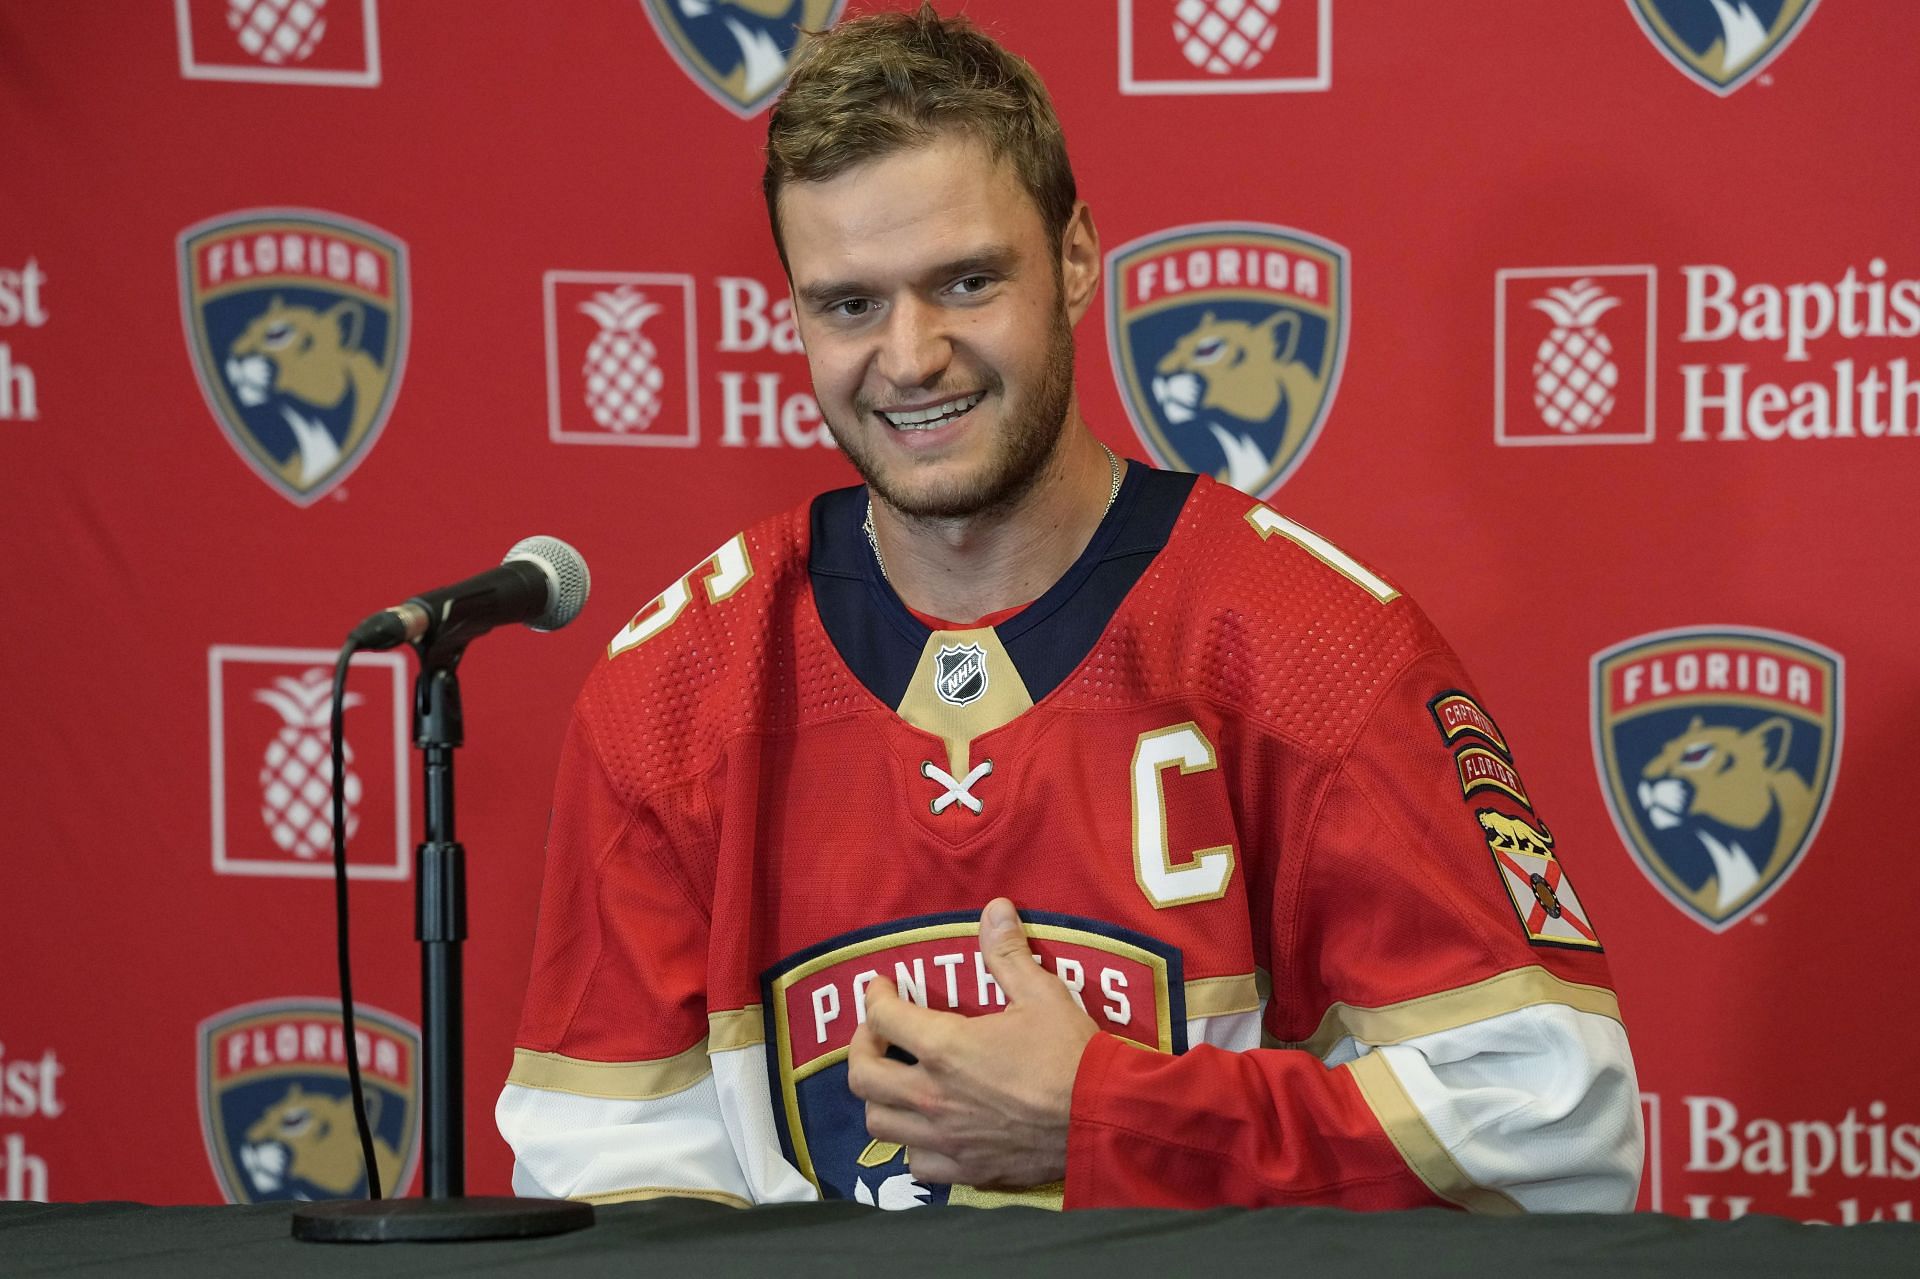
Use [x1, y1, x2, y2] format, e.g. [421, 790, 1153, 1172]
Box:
[349, 536, 591, 652]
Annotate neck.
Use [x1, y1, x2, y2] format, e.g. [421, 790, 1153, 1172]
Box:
[869, 422, 1114, 623]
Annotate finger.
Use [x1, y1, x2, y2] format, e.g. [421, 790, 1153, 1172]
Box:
[862, 981, 952, 1059]
[847, 1044, 922, 1103]
[863, 1098, 940, 1149]
[907, 1148, 966, 1187]
[978, 897, 1054, 1002]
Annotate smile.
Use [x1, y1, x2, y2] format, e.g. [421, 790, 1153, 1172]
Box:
[878, 392, 984, 431]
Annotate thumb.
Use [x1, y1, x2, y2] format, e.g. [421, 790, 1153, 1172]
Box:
[979, 898, 1047, 999]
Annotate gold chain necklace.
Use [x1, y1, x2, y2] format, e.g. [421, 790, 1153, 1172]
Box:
[863, 443, 1122, 582]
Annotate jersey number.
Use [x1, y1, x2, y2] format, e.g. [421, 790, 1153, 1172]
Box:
[1132, 723, 1236, 908]
[1245, 506, 1398, 603]
[608, 534, 753, 659]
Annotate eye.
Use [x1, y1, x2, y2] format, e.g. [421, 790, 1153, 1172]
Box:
[950, 274, 993, 296]
[263, 323, 294, 349]
[1192, 337, 1225, 363]
[830, 298, 875, 319]
[1678, 742, 1716, 768]
[278, 1107, 313, 1135]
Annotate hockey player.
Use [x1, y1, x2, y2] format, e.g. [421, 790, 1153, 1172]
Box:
[497, 5, 1642, 1211]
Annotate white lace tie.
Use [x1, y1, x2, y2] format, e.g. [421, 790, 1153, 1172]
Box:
[922, 759, 993, 815]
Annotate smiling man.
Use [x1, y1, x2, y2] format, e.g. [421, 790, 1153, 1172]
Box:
[497, 4, 1643, 1213]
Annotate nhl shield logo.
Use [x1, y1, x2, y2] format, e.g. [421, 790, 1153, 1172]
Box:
[179, 210, 409, 505]
[762, 911, 1182, 1208]
[639, 0, 845, 118]
[198, 999, 421, 1202]
[1627, 0, 1822, 96]
[1592, 627, 1843, 931]
[1107, 223, 1348, 499]
[934, 642, 989, 707]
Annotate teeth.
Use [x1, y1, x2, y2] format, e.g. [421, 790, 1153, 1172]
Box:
[882, 393, 983, 430]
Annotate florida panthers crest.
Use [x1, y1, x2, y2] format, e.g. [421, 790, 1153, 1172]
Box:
[179, 210, 409, 505]
[1106, 223, 1348, 500]
[1592, 627, 1842, 931]
[762, 911, 1183, 1208]
[640, 0, 845, 118]
[1627, 0, 1822, 96]
[198, 999, 421, 1203]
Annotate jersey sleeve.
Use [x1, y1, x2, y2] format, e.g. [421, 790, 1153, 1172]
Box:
[1065, 644, 1642, 1212]
[494, 702, 751, 1207]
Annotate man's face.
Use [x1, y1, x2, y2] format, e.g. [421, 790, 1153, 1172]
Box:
[780, 132, 1096, 520]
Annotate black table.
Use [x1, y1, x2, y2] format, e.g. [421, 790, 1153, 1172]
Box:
[3, 1198, 1916, 1277]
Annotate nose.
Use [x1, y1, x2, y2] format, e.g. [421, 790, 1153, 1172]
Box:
[874, 295, 951, 389]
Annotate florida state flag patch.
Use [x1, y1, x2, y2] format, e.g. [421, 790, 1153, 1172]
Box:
[761, 910, 1184, 1209]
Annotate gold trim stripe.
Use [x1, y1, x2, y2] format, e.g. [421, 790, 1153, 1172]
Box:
[1280, 965, 1622, 1060]
[508, 1042, 711, 1101]
[1348, 1052, 1522, 1216]
[1183, 973, 1262, 1019]
[708, 1006, 764, 1052]
[576, 1185, 750, 1209]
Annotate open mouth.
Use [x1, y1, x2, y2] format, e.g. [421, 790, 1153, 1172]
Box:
[878, 392, 984, 431]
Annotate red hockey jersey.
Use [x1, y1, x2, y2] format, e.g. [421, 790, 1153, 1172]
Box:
[497, 466, 1641, 1212]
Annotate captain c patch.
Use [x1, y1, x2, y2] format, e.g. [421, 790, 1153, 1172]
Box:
[761, 910, 1184, 1208]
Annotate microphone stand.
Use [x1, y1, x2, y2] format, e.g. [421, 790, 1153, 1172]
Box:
[292, 639, 592, 1242]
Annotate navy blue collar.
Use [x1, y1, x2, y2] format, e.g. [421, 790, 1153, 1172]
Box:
[809, 462, 1196, 708]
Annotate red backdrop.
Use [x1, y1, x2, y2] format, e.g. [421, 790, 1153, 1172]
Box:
[3, 0, 1914, 1223]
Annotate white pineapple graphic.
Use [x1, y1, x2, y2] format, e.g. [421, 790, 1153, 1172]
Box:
[1529, 280, 1622, 433]
[579, 287, 667, 433]
[227, 0, 330, 66]
[254, 668, 362, 859]
[1173, 0, 1281, 75]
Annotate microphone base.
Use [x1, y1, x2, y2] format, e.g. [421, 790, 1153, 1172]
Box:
[290, 1195, 594, 1243]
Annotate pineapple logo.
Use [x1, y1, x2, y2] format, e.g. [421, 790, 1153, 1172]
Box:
[1495, 266, 1653, 447]
[1529, 280, 1622, 434]
[226, 0, 330, 66]
[544, 271, 696, 446]
[579, 287, 666, 434]
[1173, 0, 1281, 74]
[211, 645, 407, 878]
[254, 669, 361, 860]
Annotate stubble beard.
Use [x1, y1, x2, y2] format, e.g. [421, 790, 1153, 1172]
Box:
[831, 311, 1077, 524]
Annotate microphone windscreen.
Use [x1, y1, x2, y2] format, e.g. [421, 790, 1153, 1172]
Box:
[504, 535, 591, 632]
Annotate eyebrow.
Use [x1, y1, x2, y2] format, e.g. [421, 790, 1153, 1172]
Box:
[795, 246, 1021, 310]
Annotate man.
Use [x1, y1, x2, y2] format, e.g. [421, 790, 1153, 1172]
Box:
[497, 5, 1641, 1212]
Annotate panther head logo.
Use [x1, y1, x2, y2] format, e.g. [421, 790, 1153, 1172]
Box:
[1150, 310, 1327, 492]
[1636, 715, 1815, 914]
[240, 1083, 400, 1199]
[223, 296, 391, 490]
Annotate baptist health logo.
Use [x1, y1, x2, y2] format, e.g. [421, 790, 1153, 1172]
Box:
[175, 0, 382, 87]
[1496, 266, 1656, 446]
[545, 270, 834, 450]
[209, 646, 410, 879]
[1118, 0, 1329, 94]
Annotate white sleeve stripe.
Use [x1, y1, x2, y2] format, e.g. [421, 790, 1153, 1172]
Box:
[1366, 1004, 1643, 1214]
[1348, 1050, 1525, 1215]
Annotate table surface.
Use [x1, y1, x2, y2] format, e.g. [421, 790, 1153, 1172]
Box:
[3, 1198, 1917, 1278]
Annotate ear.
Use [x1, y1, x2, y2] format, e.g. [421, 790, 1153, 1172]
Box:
[1752, 716, 1793, 770]
[1059, 201, 1101, 326]
[325, 300, 365, 350]
[1262, 311, 1301, 363]
[1685, 715, 1705, 735]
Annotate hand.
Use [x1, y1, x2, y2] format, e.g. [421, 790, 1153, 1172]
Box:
[846, 898, 1099, 1190]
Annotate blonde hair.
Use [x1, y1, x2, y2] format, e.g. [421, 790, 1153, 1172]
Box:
[763, 3, 1077, 269]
